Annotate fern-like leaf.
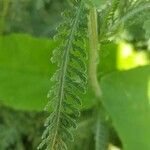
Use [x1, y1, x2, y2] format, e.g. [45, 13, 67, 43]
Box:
[112, 0, 150, 31]
[100, 0, 150, 42]
[38, 1, 87, 150]
[100, 0, 120, 38]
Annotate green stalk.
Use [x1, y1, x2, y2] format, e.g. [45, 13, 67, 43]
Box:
[88, 6, 101, 98]
[88, 7, 109, 150]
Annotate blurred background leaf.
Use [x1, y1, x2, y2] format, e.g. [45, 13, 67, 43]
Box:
[0, 0, 69, 37]
[101, 65, 150, 150]
[0, 33, 95, 111]
[143, 19, 150, 39]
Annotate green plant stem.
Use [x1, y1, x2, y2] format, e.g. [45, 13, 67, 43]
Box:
[88, 6, 101, 99]
[88, 7, 110, 150]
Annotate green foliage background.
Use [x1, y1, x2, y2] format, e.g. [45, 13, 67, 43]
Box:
[0, 0, 150, 150]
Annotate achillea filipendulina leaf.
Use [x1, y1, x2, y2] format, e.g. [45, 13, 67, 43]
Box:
[38, 1, 87, 149]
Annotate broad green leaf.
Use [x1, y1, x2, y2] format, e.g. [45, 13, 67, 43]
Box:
[0, 34, 56, 111]
[101, 66, 150, 150]
[0, 34, 94, 111]
[99, 42, 149, 77]
[99, 43, 118, 77]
